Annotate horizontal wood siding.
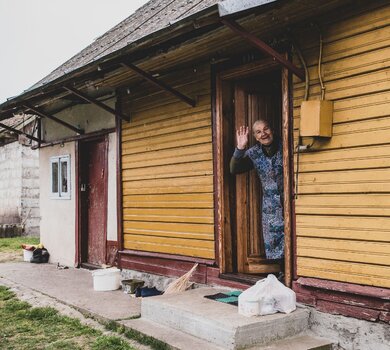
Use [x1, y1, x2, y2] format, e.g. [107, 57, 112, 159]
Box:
[120, 64, 215, 259]
[293, 3, 390, 288]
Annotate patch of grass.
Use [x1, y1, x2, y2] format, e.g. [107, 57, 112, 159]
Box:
[26, 306, 58, 320]
[45, 339, 84, 350]
[0, 285, 16, 300]
[0, 236, 40, 252]
[93, 336, 136, 350]
[4, 299, 31, 313]
[0, 286, 138, 350]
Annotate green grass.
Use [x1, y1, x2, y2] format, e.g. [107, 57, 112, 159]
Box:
[0, 236, 40, 252]
[0, 286, 137, 350]
[92, 336, 136, 350]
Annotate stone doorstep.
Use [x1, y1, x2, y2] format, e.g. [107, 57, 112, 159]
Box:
[140, 287, 315, 350]
[121, 318, 225, 350]
[250, 334, 334, 350]
[121, 318, 333, 350]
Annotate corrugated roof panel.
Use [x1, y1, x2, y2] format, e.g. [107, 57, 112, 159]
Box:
[30, 0, 218, 91]
[174, 0, 222, 22]
[218, 0, 277, 17]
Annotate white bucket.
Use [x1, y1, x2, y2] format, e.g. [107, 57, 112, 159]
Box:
[238, 299, 261, 317]
[92, 268, 121, 291]
[23, 249, 34, 262]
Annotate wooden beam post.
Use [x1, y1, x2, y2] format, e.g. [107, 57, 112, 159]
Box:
[282, 66, 293, 287]
[37, 117, 42, 148]
[120, 62, 196, 107]
[63, 86, 130, 122]
[0, 121, 41, 143]
[23, 104, 84, 135]
[221, 18, 305, 81]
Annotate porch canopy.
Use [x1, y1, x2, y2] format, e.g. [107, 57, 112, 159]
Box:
[0, 0, 350, 146]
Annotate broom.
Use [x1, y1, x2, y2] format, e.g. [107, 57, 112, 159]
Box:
[164, 263, 198, 294]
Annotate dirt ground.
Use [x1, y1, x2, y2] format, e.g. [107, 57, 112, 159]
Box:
[0, 250, 23, 263]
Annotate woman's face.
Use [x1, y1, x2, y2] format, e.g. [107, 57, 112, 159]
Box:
[253, 121, 274, 146]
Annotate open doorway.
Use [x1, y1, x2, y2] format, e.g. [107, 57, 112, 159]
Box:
[234, 71, 282, 276]
[215, 58, 293, 285]
[77, 136, 108, 268]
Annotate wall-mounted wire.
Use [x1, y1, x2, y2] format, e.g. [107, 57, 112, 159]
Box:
[291, 37, 309, 102]
[318, 30, 326, 100]
[290, 33, 309, 199]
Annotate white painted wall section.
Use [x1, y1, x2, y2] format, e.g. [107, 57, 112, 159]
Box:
[39, 142, 75, 266]
[42, 98, 116, 142]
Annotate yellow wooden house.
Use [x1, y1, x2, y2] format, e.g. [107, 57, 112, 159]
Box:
[0, 0, 388, 323]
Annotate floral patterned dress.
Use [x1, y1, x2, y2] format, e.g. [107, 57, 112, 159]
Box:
[232, 143, 284, 260]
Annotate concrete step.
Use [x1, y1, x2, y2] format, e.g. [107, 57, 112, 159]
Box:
[249, 333, 334, 350]
[121, 319, 333, 350]
[141, 287, 311, 350]
[120, 318, 224, 350]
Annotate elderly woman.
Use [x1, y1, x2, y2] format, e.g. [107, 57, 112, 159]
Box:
[230, 119, 284, 261]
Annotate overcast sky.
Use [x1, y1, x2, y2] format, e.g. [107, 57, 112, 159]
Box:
[0, 0, 149, 104]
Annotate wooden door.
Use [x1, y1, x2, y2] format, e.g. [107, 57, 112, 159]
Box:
[234, 75, 281, 274]
[80, 137, 108, 266]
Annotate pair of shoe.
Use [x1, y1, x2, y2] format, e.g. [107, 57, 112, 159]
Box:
[135, 286, 162, 297]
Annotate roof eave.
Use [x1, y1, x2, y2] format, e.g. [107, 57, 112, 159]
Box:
[0, 4, 221, 119]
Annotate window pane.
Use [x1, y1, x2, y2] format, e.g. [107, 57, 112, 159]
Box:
[61, 160, 68, 193]
[52, 162, 59, 193]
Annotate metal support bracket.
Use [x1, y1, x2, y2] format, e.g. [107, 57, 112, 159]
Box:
[221, 18, 305, 81]
[120, 62, 196, 107]
[0, 121, 41, 143]
[63, 86, 130, 122]
[23, 104, 84, 135]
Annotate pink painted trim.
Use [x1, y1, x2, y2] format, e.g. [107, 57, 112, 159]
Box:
[119, 249, 215, 266]
[297, 277, 390, 300]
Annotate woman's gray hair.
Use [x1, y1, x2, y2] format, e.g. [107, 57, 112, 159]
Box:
[252, 119, 271, 132]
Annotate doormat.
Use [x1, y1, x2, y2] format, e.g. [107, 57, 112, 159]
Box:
[204, 290, 242, 306]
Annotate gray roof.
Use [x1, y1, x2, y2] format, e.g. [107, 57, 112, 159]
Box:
[30, 0, 219, 91]
[1, 0, 348, 116]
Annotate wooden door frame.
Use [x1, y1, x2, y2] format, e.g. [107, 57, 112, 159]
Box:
[75, 134, 109, 267]
[213, 57, 294, 286]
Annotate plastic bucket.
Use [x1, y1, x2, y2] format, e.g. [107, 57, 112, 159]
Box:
[238, 299, 260, 317]
[23, 249, 33, 262]
[92, 268, 121, 291]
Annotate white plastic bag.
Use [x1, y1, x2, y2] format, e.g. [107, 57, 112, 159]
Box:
[238, 274, 296, 317]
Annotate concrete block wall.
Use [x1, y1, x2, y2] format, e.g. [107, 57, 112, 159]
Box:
[21, 146, 40, 236]
[0, 141, 40, 236]
[0, 142, 22, 224]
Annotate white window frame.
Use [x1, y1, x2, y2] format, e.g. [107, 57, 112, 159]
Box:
[50, 155, 71, 199]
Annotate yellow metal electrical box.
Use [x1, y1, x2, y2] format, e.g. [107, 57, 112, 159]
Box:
[300, 100, 333, 137]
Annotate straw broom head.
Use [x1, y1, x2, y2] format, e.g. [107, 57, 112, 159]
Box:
[164, 263, 198, 294]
